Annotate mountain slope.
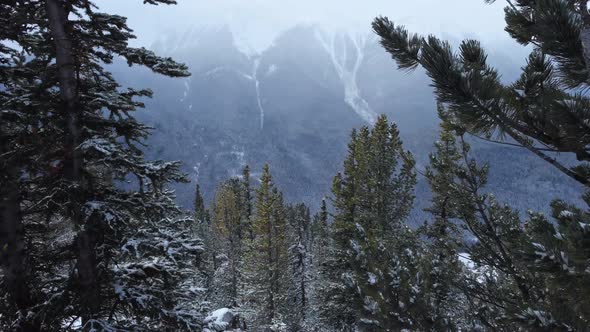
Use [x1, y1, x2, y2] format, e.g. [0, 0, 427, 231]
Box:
[112, 25, 585, 223]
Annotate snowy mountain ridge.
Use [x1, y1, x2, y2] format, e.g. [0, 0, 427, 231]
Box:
[116, 24, 584, 221]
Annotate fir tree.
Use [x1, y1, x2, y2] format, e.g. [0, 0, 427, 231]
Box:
[0, 1, 204, 330]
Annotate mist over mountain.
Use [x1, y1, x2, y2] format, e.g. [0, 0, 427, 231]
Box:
[112, 24, 584, 224]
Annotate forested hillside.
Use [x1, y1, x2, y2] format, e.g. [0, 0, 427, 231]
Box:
[111, 24, 584, 224]
[1, 0, 590, 331]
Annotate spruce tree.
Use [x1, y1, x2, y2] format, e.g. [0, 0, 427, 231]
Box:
[311, 199, 351, 331]
[0, 1, 205, 330]
[285, 203, 312, 331]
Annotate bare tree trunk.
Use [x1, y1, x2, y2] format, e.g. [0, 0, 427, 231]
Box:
[45, 0, 99, 325]
[0, 163, 40, 331]
[579, 2, 590, 83]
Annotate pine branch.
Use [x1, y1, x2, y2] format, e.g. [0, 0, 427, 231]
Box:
[468, 133, 559, 152]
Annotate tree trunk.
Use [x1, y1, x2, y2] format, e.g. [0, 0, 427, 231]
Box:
[0, 164, 40, 331]
[45, 0, 100, 325]
[45, 0, 80, 182]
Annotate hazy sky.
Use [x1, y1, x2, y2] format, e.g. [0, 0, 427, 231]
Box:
[96, 0, 513, 52]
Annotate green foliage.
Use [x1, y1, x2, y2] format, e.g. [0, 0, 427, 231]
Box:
[373, 2, 590, 188]
[327, 114, 419, 331]
[243, 164, 289, 328]
[0, 0, 201, 330]
[374, 2, 590, 329]
[520, 197, 590, 329]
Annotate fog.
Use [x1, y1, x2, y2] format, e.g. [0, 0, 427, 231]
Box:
[96, 0, 513, 51]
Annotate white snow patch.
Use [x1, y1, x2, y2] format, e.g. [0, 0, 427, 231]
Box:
[266, 64, 278, 76]
[252, 58, 265, 130]
[193, 162, 201, 182]
[559, 210, 574, 218]
[315, 30, 377, 124]
[203, 308, 235, 332]
[233, 34, 259, 58]
[367, 272, 377, 285]
[180, 77, 191, 102]
[203, 66, 234, 78]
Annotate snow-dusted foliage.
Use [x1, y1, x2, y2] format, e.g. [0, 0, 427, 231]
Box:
[325, 115, 421, 330]
[112, 215, 206, 329]
[203, 308, 242, 332]
[3, 0, 590, 330]
[0, 1, 209, 330]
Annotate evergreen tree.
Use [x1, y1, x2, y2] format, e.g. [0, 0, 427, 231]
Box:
[0, 1, 205, 330]
[194, 184, 210, 224]
[241, 165, 253, 241]
[285, 203, 312, 331]
[423, 115, 553, 330]
[373, 4, 590, 329]
[329, 115, 418, 331]
[520, 196, 590, 329]
[373, 1, 590, 188]
[420, 114, 480, 330]
[210, 179, 246, 308]
[310, 199, 349, 331]
[243, 164, 289, 329]
[192, 183, 214, 308]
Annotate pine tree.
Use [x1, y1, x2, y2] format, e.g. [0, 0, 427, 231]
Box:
[329, 115, 418, 331]
[422, 114, 553, 330]
[520, 197, 590, 329]
[243, 164, 289, 329]
[373, 1, 590, 188]
[420, 113, 478, 330]
[373, 5, 590, 329]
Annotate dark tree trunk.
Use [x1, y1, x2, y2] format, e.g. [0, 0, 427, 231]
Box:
[0, 164, 40, 331]
[45, 0, 100, 325]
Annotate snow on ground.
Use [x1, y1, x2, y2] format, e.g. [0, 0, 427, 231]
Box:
[203, 308, 236, 332]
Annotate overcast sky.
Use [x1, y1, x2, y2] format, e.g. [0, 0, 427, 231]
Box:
[96, 0, 514, 52]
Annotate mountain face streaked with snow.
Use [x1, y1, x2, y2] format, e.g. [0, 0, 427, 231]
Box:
[113, 25, 584, 222]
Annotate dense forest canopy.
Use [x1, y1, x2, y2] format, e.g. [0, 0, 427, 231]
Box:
[1, 0, 589, 331]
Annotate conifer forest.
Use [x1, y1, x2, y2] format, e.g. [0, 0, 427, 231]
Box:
[2, 0, 590, 331]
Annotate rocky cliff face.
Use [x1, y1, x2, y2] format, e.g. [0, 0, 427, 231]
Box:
[112, 24, 584, 223]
